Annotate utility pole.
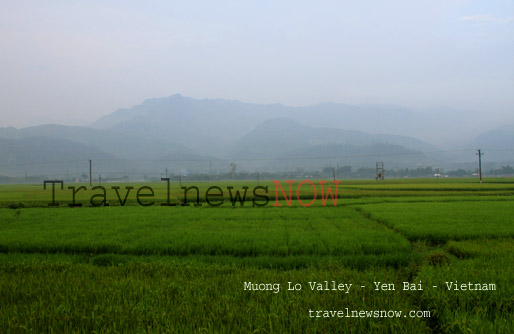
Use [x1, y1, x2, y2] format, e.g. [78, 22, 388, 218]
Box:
[165, 168, 168, 178]
[209, 161, 212, 183]
[476, 149, 484, 183]
[89, 160, 92, 188]
[99, 174, 102, 186]
[332, 167, 336, 181]
[179, 174, 182, 187]
[230, 162, 237, 180]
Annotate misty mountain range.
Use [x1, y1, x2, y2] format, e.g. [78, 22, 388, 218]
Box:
[1, 94, 513, 177]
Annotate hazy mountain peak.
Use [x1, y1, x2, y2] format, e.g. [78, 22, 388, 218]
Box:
[3, 94, 514, 177]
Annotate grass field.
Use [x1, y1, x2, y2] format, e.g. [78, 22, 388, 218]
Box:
[0, 178, 513, 333]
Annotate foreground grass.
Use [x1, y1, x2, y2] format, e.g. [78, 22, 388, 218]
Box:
[416, 243, 514, 333]
[0, 260, 430, 334]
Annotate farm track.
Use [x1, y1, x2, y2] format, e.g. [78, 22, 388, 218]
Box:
[354, 205, 448, 332]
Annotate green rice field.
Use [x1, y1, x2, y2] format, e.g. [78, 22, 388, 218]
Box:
[0, 178, 513, 333]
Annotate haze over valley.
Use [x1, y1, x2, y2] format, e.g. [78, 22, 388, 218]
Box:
[1, 94, 513, 178]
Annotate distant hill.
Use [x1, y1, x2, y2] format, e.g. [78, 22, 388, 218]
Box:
[0, 124, 210, 161]
[229, 118, 438, 170]
[0, 137, 113, 176]
[89, 94, 442, 156]
[469, 124, 514, 163]
[472, 124, 514, 150]
[90, 94, 290, 156]
[231, 118, 438, 157]
[2, 94, 511, 178]
[0, 123, 217, 177]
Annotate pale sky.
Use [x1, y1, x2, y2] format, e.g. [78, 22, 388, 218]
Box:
[1, 0, 513, 128]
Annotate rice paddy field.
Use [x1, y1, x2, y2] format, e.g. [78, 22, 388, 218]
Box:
[0, 178, 513, 333]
